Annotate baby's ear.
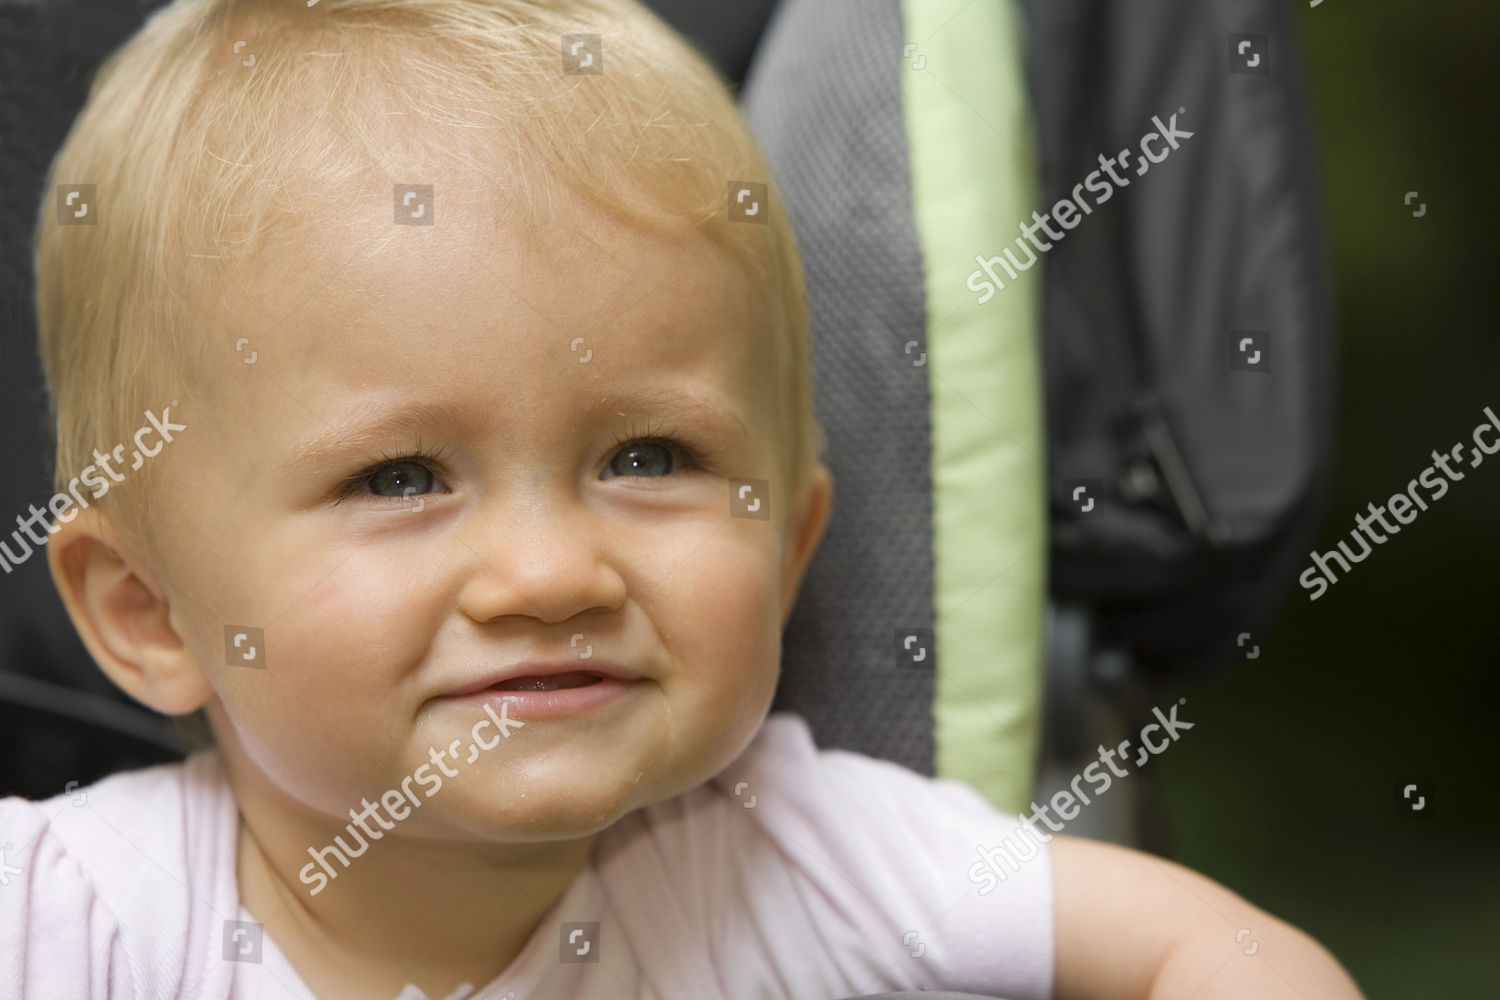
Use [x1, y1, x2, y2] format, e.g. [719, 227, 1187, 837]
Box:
[46, 508, 213, 715]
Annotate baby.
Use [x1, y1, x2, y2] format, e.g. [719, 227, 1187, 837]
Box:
[3, 0, 1364, 998]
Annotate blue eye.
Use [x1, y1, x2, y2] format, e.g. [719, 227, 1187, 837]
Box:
[367, 460, 436, 498]
[333, 445, 454, 506]
[330, 427, 705, 506]
[606, 439, 678, 478]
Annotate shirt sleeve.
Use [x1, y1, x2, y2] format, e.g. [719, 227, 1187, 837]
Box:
[0, 797, 137, 1000]
[706, 713, 1055, 1000]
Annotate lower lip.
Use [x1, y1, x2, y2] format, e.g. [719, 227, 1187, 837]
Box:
[437, 677, 637, 719]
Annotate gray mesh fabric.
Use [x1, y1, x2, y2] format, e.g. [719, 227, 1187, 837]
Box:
[742, 0, 936, 774]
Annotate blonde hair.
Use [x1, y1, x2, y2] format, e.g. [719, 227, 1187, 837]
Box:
[33, 0, 826, 563]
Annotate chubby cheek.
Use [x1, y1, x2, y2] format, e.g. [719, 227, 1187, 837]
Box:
[641, 526, 784, 793]
[191, 546, 442, 812]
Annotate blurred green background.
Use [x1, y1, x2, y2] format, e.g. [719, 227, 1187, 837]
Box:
[1160, 3, 1500, 994]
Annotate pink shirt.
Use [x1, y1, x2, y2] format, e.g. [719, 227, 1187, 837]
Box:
[0, 712, 1053, 999]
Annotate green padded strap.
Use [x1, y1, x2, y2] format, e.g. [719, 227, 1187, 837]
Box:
[899, 0, 1046, 813]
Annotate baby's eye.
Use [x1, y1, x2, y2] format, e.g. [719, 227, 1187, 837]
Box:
[604, 439, 682, 479]
[367, 459, 437, 498]
[333, 452, 448, 506]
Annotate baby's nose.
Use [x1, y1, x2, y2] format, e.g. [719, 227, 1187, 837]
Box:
[454, 503, 627, 626]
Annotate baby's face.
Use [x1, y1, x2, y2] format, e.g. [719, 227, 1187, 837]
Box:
[152, 183, 813, 842]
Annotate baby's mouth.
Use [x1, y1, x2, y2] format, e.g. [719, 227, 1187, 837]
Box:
[489, 671, 603, 692]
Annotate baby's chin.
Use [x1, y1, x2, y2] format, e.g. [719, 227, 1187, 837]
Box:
[382, 771, 677, 845]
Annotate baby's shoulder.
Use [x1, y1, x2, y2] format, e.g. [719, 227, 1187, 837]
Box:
[707, 711, 1006, 823]
[592, 712, 1056, 998]
[0, 753, 241, 999]
[1, 751, 229, 878]
[623, 710, 1035, 895]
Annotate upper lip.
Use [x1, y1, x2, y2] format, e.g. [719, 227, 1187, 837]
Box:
[441, 661, 634, 697]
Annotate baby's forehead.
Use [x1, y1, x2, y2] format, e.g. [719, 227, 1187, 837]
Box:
[235, 169, 739, 286]
[204, 196, 770, 399]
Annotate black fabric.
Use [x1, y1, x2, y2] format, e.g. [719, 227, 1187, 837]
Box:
[1026, 0, 1334, 672]
[742, 0, 937, 776]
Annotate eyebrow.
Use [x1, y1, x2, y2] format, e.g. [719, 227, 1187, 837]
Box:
[278, 400, 464, 472]
[598, 387, 751, 438]
[278, 388, 749, 472]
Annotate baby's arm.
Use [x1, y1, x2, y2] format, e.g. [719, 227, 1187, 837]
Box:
[1050, 834, 1364, 999]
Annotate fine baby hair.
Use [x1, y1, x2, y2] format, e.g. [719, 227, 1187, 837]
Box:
[34, 0, 825, 561]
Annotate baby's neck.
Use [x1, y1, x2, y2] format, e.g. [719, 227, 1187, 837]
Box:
[233, 787, 598, 1000]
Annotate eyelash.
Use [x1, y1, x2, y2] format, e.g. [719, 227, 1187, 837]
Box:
[605, 417, 706, 471]
[331, 438, 457, 507]
[330, 421, 704, 505]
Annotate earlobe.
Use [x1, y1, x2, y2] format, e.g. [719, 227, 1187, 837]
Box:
[779, 463, 834, 627]
[46, 509, 212, 715]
